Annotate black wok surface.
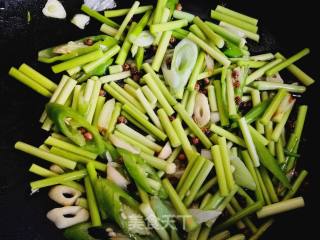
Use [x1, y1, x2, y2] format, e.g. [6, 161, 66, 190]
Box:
[0, 0, 319, 239]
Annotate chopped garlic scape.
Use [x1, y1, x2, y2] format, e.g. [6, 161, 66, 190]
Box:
[220, 21, 245, 38]
[84, 0, 116, 12]
[42, 0, 67, 19]
[71, 14, 90, 29]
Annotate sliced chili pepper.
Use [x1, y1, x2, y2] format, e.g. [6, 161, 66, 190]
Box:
[46, 103, 105, 155]
[119, 149, 168, 199]
[94, 178, 157, 239]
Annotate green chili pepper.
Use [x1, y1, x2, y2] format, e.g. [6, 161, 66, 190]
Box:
[166, 0, 179, 17]
[64, 222, 97, 240]
[94, 178, 158, 239]
[119, 149, 168, 198]
[46, 103, 105, 155]
[64, 221, 133, 240]
[77, 58, 114, 83]
[38, 35, 117, 63]
[64, 222, 128, 240]
[252, 134, 291, 188]
[94, 178, 139, 220]
[223, 41, 243, 58]
[90, 58, 113, 76]
[150, 196, 179, 233]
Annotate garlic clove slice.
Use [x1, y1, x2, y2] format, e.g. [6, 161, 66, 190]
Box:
[84, 0, 117, 12]
[107, 164, 129, 189]
[47, 206, 89, 229]
[71, 14, 90, 30]
[42, 0, 67, 19]
[158, 142, 172, 160]
[48, 185, 81, 206]
[49, 164, 64, 174]
[193, 93, 211, 128]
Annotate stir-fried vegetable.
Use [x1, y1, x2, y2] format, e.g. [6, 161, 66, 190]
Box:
[9, 1, 314, 239]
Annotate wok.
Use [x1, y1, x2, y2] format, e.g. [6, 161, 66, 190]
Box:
[0, 0, 319, 239]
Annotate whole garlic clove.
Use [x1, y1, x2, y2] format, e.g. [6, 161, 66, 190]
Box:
[193, 93, 211, 128]
[48, 185, 81, 206]
[47, 206, 89, 229]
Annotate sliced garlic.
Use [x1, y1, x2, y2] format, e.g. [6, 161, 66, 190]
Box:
[107, 164, 129, 189]
[165, 163, 176, 175]
[47, 206, 89, 229]
[49, 164, 64, 174]
[49, 185, 81, 206]
[205, 54, 214, 73]
[42, 0, 67, 19]
[103, 151, 113, 162]
[131, 44, 139, 57]
[193, 93, 211, 128]
[157, 142, 172, 160]
[84, 0, 117, 11]
[71, 14, 90, 30]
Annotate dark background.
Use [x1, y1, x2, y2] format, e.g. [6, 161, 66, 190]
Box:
[0, 0, 319, 239]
